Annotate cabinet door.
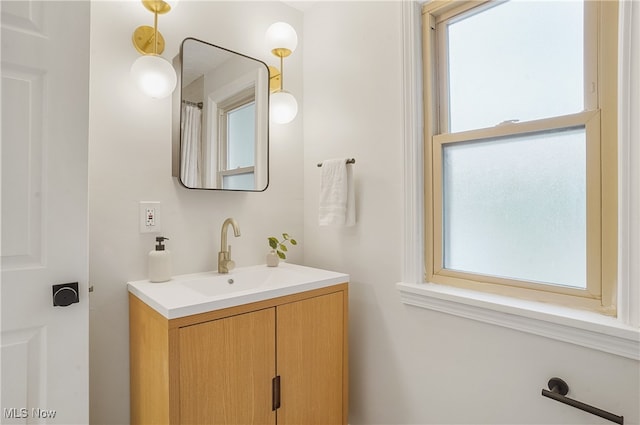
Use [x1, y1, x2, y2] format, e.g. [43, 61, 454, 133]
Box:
[178, 308, 276, 425]
[277, 291, 346, 424]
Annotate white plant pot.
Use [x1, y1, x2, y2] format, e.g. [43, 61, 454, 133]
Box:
[266, 250, 279, 267]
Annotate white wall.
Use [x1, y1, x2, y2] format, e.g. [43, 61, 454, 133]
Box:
[88, 2, 303, 423]
[302, 2, 640, 424]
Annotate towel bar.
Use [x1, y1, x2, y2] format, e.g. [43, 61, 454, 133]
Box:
[541, 377, 624, 424]
[317, 158, 356, 167]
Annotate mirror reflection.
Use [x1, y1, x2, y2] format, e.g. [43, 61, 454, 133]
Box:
[177, 38, 269, 191]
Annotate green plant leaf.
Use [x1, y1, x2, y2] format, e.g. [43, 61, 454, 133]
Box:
[279, 244, 288, 252]
[268, 237, 278, 249]
[277, 250, 286, 259]
[290, 239, 297, 245]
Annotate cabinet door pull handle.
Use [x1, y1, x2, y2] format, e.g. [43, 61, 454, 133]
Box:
[272, 375, 281, 411]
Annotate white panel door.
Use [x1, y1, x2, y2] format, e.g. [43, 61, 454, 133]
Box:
[1, 1, 90, 424]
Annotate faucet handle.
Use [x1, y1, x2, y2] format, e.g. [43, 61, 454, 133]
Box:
[225, 245, 236, 271]
[226, 259, 236, 271]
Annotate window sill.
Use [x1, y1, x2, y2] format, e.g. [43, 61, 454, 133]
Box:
[396, 281, 640, 360]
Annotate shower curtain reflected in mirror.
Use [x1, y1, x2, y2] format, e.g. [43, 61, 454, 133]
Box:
[180, 103, 202, 187]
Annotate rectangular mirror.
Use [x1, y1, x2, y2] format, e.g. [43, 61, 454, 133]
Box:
[172, 38, 269, 191]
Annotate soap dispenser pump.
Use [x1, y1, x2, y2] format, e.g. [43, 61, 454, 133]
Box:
[148, 236, 171, 283]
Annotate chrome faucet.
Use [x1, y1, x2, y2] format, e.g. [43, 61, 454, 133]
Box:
[218, 218, 241, 273]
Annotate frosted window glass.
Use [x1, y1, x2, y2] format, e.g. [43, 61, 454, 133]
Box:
[223, 173, 255, 190]
[447, 0, 584, 132]
[442, 128, 586, 288]
[227, 102, 255, 169]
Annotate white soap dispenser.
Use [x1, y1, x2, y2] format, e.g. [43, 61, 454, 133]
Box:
[148, 236, 171, 283]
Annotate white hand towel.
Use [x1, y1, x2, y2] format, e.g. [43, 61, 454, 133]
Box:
[319, 159, 355, 226]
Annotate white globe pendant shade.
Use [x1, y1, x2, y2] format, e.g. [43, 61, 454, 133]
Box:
[130, 54, 177, 99]
[265, 22, 298, 54]
[270, 91, 298, 124]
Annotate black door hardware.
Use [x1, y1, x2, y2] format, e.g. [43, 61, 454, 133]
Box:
[52, 282, 79, 307]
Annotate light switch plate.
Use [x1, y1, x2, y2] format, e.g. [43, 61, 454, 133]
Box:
[139, 201, 162, 233]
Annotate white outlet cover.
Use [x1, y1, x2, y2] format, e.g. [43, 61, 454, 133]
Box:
[139, 201, 162, 233]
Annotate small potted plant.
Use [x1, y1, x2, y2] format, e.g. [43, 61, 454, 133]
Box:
[266, 233, 297, 267]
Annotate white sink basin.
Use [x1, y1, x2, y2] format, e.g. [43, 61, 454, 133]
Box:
[180, 265, 312, 297]
[127, 263, 349, 319]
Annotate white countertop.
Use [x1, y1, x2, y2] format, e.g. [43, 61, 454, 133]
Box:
[127, 262, 349, 319]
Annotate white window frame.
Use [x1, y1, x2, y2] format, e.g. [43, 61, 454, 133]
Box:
[397, 0, 639, 360]
[204, 68, 269, 190]
[216, 89, 256, 189]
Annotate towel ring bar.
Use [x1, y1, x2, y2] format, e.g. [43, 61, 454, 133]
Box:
[541, 378, 624, 424]
[317, 158, 356, 167]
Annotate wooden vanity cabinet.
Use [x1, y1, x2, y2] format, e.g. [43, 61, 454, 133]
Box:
[130, 283, 348, 425]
